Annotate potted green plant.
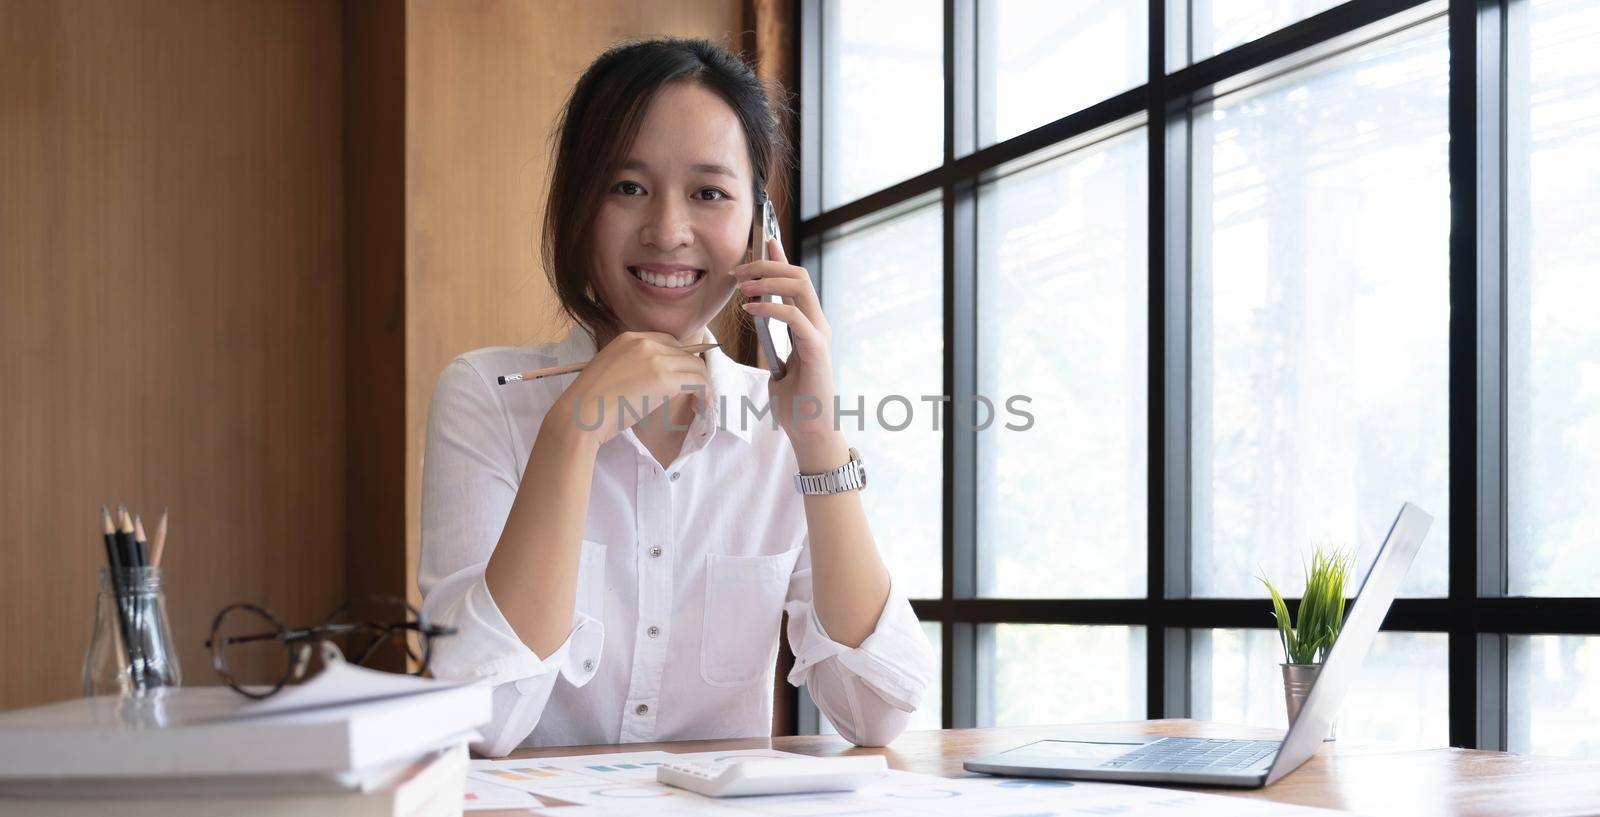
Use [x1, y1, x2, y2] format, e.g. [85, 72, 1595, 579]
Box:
[1260, 548, 1352, 740]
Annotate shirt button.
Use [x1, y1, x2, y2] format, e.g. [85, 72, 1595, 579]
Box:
[636, 704, 649, 716]
[647, 625, 660, 638]
[649, 546, 662, 558]
[670, 471, 681, 481]
[582, 659, 594, 672]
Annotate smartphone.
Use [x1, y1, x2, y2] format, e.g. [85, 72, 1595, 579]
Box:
[749, 196, 793, 380]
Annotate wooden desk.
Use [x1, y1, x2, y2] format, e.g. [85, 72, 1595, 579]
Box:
[503, 719, 1600, 816]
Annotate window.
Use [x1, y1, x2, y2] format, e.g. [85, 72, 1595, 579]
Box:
[1191, 629, 1448, 746]
[980, 625, 1146, 727]
[1506, 0, 1600, 597]
[1191, 20, 1451, 599]
[977, 0, 1147, 147]
[977, 128, 1148, 599]
[815, 0, 943, 214]
[1189, 0, 1345, 61]
[1509, 636, 1600, 759]
[800, 0, 1600, 758]
[817, 200, 944, 601]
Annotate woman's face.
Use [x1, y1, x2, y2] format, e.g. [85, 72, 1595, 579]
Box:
[591, 82, 754, 344]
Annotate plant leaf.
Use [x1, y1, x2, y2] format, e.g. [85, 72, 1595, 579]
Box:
[1260, 576, 1298, 664]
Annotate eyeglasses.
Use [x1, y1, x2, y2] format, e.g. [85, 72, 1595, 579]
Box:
[204, 595, 457, 699]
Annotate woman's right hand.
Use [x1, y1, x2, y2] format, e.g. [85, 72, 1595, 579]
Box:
[553, 331, 710, 446]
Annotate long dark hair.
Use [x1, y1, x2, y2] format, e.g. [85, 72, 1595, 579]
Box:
[543, 37, 791, 359]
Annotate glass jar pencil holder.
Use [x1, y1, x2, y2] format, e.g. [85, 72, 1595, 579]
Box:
[83, 565, 182, 697]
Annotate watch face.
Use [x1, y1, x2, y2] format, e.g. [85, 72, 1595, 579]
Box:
[849, 447, 865, 489]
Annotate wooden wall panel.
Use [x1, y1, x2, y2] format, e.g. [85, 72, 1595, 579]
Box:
[0, 0, 344, 708]
[344, 0, 410, 627]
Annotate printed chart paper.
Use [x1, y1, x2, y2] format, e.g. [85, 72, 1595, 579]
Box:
[466, 749, 1346, 815]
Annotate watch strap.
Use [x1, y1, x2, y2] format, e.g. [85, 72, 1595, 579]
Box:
[793, 447, 867, 495]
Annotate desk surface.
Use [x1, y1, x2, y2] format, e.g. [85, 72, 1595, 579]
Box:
[504, 719, 1600, 817]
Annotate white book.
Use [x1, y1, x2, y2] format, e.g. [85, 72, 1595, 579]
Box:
[0, 743, 469, 817]
[0, 661, 491, 780]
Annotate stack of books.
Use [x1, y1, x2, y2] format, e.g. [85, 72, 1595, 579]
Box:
[0, 661, 490, 816]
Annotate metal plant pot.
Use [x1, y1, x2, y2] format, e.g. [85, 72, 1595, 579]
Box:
[1282, 662, 1336, 741]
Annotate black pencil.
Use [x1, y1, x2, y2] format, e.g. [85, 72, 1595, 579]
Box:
[100, 505, 139, 690]
[133, 515, 148, 569]
[116, 505, 138, 568]
[99, 505, 122, 574]
[116, 505, 148, 688]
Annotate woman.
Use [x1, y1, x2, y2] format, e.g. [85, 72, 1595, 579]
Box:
[419, 37, 934, 757]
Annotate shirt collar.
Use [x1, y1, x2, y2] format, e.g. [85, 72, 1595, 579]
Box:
[553, 324, 762, 446]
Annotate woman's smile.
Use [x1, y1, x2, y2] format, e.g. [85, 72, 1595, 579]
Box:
[626, 263, 708, 299]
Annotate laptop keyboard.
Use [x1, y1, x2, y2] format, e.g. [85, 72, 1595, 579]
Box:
[1098, 738, 1280, 772]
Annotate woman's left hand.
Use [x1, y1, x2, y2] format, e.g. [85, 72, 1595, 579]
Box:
[732, 237, 839, 442]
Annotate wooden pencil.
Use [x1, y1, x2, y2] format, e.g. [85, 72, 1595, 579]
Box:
[99, 506, 121, 574]
[151, 509, 169, 568]
[496, 342, 719, 385]
[116, 505, 138, 570]
[133, 515, 148, 568]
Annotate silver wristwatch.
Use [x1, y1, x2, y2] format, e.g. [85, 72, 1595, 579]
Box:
[794, 447, 867, 495]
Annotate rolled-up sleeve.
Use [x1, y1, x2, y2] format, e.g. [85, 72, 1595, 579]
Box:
[419, 357, 604, 757]
[783, 546, 936, 747]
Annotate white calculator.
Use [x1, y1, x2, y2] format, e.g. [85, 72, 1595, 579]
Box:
[656, 755, 888, 797]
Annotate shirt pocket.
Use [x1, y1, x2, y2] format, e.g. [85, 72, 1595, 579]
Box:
[575, 539, 608, 621]
[699, 546, 803, 687]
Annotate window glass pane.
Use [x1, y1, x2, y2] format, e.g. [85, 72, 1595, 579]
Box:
[1190, 0, 1344, 62]
[1191, 22, 1450, 598]
[979, 624, 1145, 726]
[1509, 636, 1600, 759]
[1507, 0, 1600, 596]
[977, 0, 1146, 148]
[977, 129, 1147, 598]
[821, 202, 943, 599]
[824, 621, 943, 735]
[821, 0, 943, 212]
[1191, 628, 1448, 746]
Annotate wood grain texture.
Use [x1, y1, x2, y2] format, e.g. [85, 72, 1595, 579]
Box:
[504, 720, 1600, 817]
[344, 0, 411, 641]
[0, 0, 345, 708]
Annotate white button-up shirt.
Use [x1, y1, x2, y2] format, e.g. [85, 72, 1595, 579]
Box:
[419, 324, 936, 757]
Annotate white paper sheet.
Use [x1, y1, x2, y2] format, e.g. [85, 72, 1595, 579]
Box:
[466, 750, 1348, 816]
[462, 774, 542, 811]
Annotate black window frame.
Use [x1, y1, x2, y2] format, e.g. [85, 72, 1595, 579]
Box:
[793, 0, 1600, 749]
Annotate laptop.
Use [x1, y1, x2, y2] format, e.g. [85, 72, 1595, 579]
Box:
[964, 501, 1433, 788]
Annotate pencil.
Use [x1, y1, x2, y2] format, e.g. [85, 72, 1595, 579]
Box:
[115, 505, 147, 689]
[497, 343, 720, 385]
[151, 509, 168, 568]
[134, 515, 148, 568]
[117, 505, 138, 568]
[100, 506, 122, 574]
[100, 505, 138, 689]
